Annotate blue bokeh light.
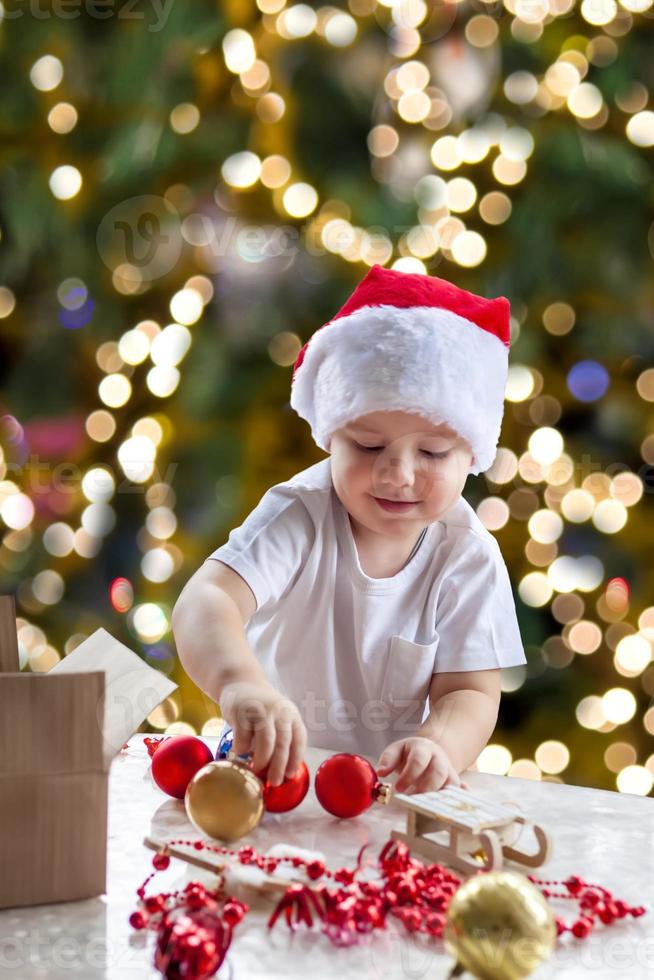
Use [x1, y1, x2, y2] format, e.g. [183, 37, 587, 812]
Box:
[566, 360, 610, 403]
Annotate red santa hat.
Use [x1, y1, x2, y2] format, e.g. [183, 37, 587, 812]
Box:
[290, 263, 511, 475]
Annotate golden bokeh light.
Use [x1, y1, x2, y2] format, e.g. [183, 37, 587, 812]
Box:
[567, 620, 603, 655]
[170, 103, 200, 134]
[551, 593, 585, 624]
[86, 410, 116, 443]
[529, 427, 564, 466]
[602, 687, 637, 725]
[592, 499, 628, 534]
[48, 102, 78, 134]
[614, 634, 652, 676]
[535, 740, 570, 774]
[283, 182, 318, 218]
[260, 155, 292, 188]
[508, 759, 542, 780]
[485, 447, 518, 484]
[240, 60, 271, 92]
[222, 28, 256, 73]
[256, 92, 286, 123]
[269, 331, 302, 367]
[477, 744, 512, 775]
[506, 364, 535, 402]
[616, 765, 653, 796]
[626, 110, 654, 147]
[476, 497, 510, 531]
[430, 135, 461, 171]
[479, 191, 512, 225]
[528, 508, 563, 544]
[324, 11, 358, 46]
[98, 374, 132, 409]
[451, 230, 487, 267]
[368, 124, 399, 158]
[49, 165, 82, 200]
[0, 287, 16, 318]
[492, 155, 527, 185]
[30, 54, 63, 91]
[604, 741, 637, 773]
[465, 14, 499, 48]
[576, 695, 604, 730]
[519, 571, 553, 607]
[222, 151, 262, 189]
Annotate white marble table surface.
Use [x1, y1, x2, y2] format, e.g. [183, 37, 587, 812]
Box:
[0, 733, 652, 979]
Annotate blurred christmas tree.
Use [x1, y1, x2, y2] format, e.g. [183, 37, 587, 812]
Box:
[0, 0, 653, 793]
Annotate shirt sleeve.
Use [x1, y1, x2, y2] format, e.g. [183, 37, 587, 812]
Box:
[205, 484, 315, 614]
[433, 534, 527, 672]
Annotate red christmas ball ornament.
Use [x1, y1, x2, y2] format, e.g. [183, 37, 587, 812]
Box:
[314, 753, 391, 818]
[151, 736, 214, 800]
[254, 760, 310, 813]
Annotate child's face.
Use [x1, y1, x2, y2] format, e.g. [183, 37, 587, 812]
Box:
[329, 410, 473, 539]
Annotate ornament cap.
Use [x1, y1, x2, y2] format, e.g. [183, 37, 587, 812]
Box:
[225, 750, 254, 770]
[374, 781, 392, 805]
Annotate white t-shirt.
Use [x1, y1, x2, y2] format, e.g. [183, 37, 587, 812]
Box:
[207, 458, 526, 759]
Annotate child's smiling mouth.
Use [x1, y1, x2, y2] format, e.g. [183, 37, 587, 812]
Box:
[372, 496, 420, 512]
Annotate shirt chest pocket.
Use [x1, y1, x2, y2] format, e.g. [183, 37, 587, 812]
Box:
[379, 634, 439, 721]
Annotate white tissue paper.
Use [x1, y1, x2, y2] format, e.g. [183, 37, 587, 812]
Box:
[49, 627, 177, 766]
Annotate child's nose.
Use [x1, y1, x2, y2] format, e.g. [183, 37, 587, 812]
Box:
[379, 453, 416, 485]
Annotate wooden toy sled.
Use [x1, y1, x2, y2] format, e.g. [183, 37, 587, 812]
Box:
[391, 786, 552, 876]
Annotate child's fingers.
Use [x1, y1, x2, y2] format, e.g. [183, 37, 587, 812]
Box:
[231, 724, 254, 758]
[408, 752, 459, 794]
[250, 716, 276, 773]
[230, 695, 262, 755]
[376, 741, 405, 776]
[267, 721, 293, 787]
[408, 757, 442, 795]
[284, 718, 307, 780]
[394, 744, 433, 793]
[443, 761, 463, 789]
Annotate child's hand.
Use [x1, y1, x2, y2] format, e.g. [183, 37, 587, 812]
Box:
[376, 737, 468, 794]
[219, 680, 307, 787]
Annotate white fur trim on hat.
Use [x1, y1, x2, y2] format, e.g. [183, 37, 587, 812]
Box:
[290, 304, 509, 476]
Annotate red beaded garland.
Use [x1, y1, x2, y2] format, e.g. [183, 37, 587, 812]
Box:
[129, 909, 149, 930]
[131, 834, 648, 971]
[526, 872, 647, 938]
[152, 852, 170, 871]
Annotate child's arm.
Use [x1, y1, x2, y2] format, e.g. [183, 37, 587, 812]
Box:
[417, 668, 501, 772]
[376, 669, 501, 793]
[172, 560, 307, 785]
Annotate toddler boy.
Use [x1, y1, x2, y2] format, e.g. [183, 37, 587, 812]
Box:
[173, 264, 526, 794]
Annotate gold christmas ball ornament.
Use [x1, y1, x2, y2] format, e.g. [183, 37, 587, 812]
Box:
[443, 871, 556, 980]
[184, 760, 264, 842]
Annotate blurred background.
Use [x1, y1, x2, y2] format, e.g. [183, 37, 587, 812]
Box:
[0, 0, 653, 794]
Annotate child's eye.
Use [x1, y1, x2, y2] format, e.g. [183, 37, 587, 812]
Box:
[354, 442, 449, 460]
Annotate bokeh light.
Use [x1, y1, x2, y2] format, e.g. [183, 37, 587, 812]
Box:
[567, 360, 610, 402]
[3, 0, 653, 801]
[49, 165, 82, 200]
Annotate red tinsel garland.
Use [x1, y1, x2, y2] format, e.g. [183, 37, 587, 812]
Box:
[130, 835, 647, 978]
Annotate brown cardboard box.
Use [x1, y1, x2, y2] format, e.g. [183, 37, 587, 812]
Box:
[0, 596, 177, 909]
